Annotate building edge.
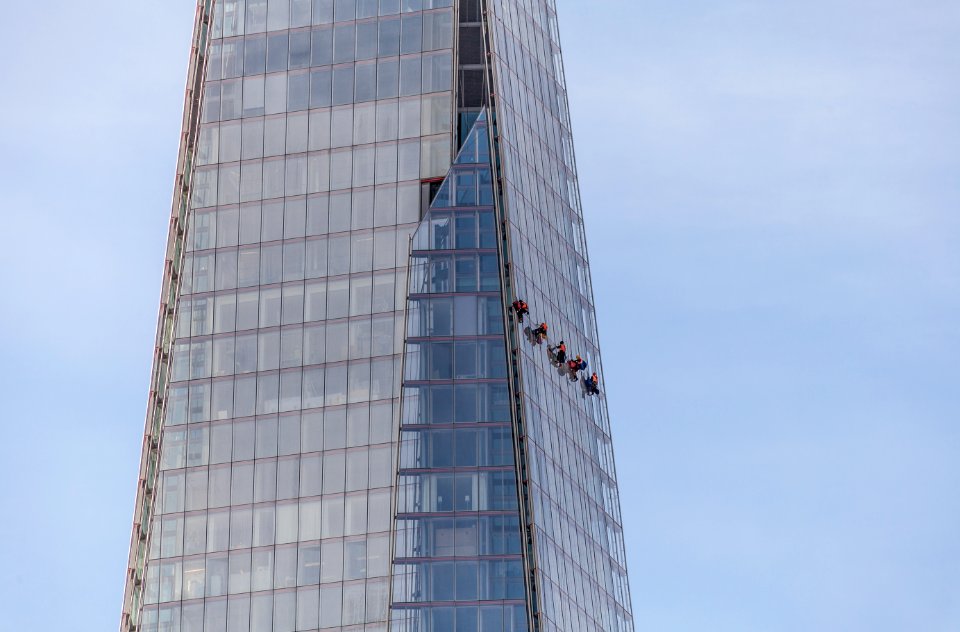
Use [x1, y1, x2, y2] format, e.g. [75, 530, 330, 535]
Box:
[481, 23, 546, 632]
[119, 2, 216, 630]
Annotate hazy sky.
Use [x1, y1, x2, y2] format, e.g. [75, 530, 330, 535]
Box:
[0, 1, 958, 630]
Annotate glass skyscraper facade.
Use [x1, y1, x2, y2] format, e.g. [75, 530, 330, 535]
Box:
[122, 2, 633, 632]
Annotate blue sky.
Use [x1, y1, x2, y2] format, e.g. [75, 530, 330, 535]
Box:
[0, 1, 957, 630]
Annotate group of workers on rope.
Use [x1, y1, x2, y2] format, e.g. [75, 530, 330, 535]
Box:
[511, 299, 601, 396]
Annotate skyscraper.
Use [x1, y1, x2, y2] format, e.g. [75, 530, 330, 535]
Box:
[121, 2, 633, 632]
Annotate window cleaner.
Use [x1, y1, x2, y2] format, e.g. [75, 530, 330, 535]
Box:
[554, 341, 567, 364]
[532, 322, 548, 343]
[512, 299, 530, 323]
[568, 354, 584, 376]
[585, 372, 600, 396]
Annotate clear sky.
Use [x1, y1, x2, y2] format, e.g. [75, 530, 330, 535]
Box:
[0, 1, 957, 630]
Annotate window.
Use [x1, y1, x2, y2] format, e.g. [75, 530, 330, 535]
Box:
[421, 51, 451, 93]
[334, 23, 356, 63]
[244, 34, 266, 75]
[400, 14, 421, 53]
[422, 9, 453, 51]
[312, 27, 333, 65]
[332, 65, 355, 106]
[380, 17, 402, 55]
[289, 31, 311, 68]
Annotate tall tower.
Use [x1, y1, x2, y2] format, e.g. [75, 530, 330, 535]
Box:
[122, 2, 633, 632]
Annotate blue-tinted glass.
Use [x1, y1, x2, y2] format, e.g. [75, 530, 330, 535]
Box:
[431, 215, 450, 248]
[311, 28, 333, 65]
[357, 21, 378, 59]
[433, 607, 454, 629]
[243, 35, 266, 75]
[292, 0, 312, 26]
[313, 0, 334, 24]
[430, 385, 453, 422]
[456, 563, 479, 600]
[377, 57, 400, 97]
[391, 112, 528, 628]
[333, 23, 356, 63]
[459, 112, 481, 145]
[357, 0, 378, 17]
[455, 429, 477, 466]
[454, 384, 477, 422]
[482, 297, 503, 334]
[433, 562, 455, 600]
[332, 66, 354, 105]
[400, 14, 422, 53]
[429, 343, 452, 379]
[454, 342, 477, 379]
[430, 297, 452, 335]
[478, 169, 493, 205]
[355, 62, 377, 101]
[208, 43, 223, 81]
[432, 181, 452, 209]
[479, 254, 498, 291]
[480, 607, 503, 632]
[399, 56, 420, 95]
[455, 215, 477, 248]
[455, 257, 477, 292]
[490, 428, 512, 466]
[432, 430, 453, 466]
[458, 134, 477, 165]
[310, 68, 332, 107]
[512, 606, 528, 632]
[379, 17, 402, 55]
[456, 171, 477, 205]
[335, 0, 356, 20]
[429, 257, 450, 292]
[454, 474, 473, 510]
[289, 31, 311, 69]
[454, 517, 477, 554]
[490, 384, 509, 421]
[222, 38, 243, 78]
[457, 608, 479, 632]
[478, 211, 495, 248]
[435, 476, 453, 511]
[266, 32, 288, 72]
[288, 72, 309, 111]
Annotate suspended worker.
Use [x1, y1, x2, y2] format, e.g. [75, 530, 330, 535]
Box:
[512, 299, 530, 323]
[585, 372, 600, 396]
[532, 322, 548, 343]
[555, 340, 567, 364]
[568, 354, 584, 376]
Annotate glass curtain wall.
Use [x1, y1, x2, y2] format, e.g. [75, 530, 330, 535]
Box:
[389, 113, 529, 632]
[137, 1, 456, 630]
[128, 1, 635, 631]
[484, 1, 636, 631]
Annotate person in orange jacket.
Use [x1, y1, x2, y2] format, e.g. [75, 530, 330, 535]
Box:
[512, 299, 529, 323]
[585, 372, 600, 395]
[532, 322, 548, 343]
[554, 340, 567, 364]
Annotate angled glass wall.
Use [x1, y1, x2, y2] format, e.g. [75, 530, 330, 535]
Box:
[390, 113, 529, 632]
[484, 1, 635, 631]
